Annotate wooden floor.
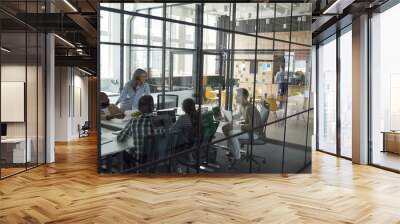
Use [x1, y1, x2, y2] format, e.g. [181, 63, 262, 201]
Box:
[1, 135, 400, 224]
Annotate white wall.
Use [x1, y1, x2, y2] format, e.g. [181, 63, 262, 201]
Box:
[55, 67, 89, 141]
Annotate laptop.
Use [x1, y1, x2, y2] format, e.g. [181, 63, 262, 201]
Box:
[212, 106, 232, 122]
[212, 106, 224, 121]
[157, 109, 176, 123]
[151, 114, 173, 129]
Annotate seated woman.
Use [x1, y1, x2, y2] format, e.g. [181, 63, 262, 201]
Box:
[116, 68, 151, 112]
[117, 95, 163, 164]
[173, 98, 199, 148]
[99, 92, 124, 120]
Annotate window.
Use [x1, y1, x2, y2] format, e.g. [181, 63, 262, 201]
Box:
[317, 36, 337, 154]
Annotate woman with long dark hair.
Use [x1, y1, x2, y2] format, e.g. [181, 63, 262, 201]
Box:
[173, 98, 199, 146]
[116, 68, 151, 112]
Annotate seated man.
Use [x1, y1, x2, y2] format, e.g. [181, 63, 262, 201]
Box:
[117, 95, 164, 163]
[222, 88, 263, 165]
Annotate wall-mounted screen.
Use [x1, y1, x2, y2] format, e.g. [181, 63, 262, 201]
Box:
[1, 81, 25, 122]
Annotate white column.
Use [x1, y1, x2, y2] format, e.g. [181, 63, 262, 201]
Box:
[352, 14, 369, 164]
[46, 33, 55, 163]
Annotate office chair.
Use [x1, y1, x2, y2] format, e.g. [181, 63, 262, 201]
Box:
[139, 130, 180, 173]
[173, 111, 219, 173]
[78, 121, 90, 138]
[239, 101, 270, 171]
[157, 94, 179, 110]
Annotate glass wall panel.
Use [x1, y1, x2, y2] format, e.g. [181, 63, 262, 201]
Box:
[166, 4, 196, 23]
[291, 3, 312, 46]
[317, 36, 337, 154]
[100, 11, 121, 43]
[275, 3, 292, 42]
[258, 3, 276, 39]
[99, 3, 312, 174]
[166, 22, 195, 49]
[283, 115, 308, 173]
[339, 28, 352, 158]
[203, 3, 232, 29]
[1, 32, 27, 177]
[235, 3, 257, 34]
[371, 4, 400, 171]
[100, 44, 120, 103]
[124, 15, 147, 45]
[27, 31, 38, 169]
[38, 33, 46, 165]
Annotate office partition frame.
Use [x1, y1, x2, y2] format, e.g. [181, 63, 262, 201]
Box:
[98, 2, 313, 174]
[367, 0, 400, 173]
[0, 0, 47, 180]
[315, 23, 353, 161]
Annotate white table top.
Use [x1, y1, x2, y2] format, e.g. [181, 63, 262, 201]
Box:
[101, 129, 130, 157]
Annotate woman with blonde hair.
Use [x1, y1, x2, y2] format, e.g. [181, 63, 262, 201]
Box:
[116, 68, 151, 112]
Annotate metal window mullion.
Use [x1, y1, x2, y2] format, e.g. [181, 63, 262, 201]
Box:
[249, 3, 260, 173]
[228, 3, 236, 111]
[161, 3, 167, 101]
[0, 22, 2, 179]
[25, 0, 28, 171]
[281, 3, 294, 174]
[336, 29, 341, 157]
[120, 3, 124, 91]
[147, 8, 151, 76]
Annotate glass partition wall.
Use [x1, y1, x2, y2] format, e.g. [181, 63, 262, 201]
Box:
[0, 2, 46, 179]
[370, 3, 400, 172]
[99, 3, 312, 174]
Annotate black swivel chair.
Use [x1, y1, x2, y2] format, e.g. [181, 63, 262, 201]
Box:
[78, 121, 90, 138]
[157, 94, 179, 110]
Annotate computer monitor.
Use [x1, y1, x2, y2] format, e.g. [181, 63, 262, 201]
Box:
[157, 109, 176, 123]
[1, 123, 7, 137]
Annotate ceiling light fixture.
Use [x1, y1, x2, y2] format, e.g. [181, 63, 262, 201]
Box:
[54, 34, 75, 48]
[322, 0, 349, 15]
[63, 0, 78, 12]
[78, 67, 92, 76]
[1, 47, 11, 53]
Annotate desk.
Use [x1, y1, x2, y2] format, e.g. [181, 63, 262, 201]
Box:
[100, 128, 131, 172]
[1, 138, 32, 164]
[382, 131, 400, 154]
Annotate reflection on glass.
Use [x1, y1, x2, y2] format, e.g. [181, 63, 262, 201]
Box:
[100, 44, 120, 103]
[166, 22, 195, 49]
[100, 10, 121, 43]
[371, 4, 400, 171]
[340, 29, 352, 158]
[235, 3, 257, 34]
[1, 32, 28, 177]
[166, 4, 196, 23]
[318, 37, 337, 154]
[203, 3, 231, 29]
[99, 3, 312, 174]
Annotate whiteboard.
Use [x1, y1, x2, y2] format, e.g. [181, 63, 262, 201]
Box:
[1, 82, 25, 122]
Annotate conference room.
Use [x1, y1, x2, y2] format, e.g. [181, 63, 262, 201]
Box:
[98, 3, 313, 174]
[0, 25, 46, 179]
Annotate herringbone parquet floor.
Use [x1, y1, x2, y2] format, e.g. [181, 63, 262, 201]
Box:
[1, 135, 400, 224]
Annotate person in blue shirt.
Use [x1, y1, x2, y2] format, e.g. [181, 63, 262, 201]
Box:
[116, 68, 151, 112]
